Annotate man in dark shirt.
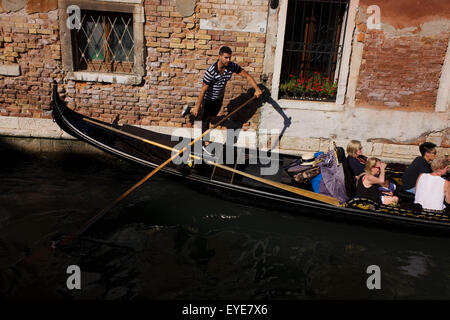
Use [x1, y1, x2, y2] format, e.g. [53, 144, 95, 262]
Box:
[401, 142, 437, 193]
[191, 46, 262, 156]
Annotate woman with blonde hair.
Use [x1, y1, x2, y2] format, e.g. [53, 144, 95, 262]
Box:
[414, 155, 450, 211]
[346, 140, 367, 179]
[356, 157, 399, 205]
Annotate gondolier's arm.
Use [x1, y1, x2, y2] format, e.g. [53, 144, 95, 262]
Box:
[238, 69, 263, 99]
[191, 83, 209, 117]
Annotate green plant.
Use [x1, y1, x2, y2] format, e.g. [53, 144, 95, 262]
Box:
[280, 78, 296, 92]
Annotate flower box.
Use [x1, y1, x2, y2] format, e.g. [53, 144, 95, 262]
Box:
[279, 72, 337, 102]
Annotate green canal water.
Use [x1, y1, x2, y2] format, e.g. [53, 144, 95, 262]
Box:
[1, 146, 450, 300]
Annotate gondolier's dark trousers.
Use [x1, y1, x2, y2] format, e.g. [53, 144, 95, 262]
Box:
[201, 98, 223, 136]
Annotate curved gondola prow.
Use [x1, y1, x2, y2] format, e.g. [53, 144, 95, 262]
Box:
[52, 81, 63, 116]
[51, 81, 79, 139]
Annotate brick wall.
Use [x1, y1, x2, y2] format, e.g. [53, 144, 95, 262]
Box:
[0, 0, 267, 131]
[355, 29, 448, 109]
[140, 0, 267, 129]
[355, 0, 450, 110]
[0, 9, 60, 118]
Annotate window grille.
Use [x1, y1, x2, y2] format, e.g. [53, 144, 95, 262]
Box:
[71, 10, 135, 74]
[279, 0, 349, 101]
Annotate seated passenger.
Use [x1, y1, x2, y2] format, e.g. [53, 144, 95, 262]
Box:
[414, 156, 450, 211]
[346, 140, 367, 179]
[401, 142, 437, 194]
[356, 158, 399, 205]
[444, 154, 450, 181]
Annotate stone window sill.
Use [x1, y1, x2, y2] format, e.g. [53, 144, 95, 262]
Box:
[276, 99, 345, 111]
[66, 71, 142, 85]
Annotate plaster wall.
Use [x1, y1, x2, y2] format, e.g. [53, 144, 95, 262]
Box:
[259, 0, 450, 159]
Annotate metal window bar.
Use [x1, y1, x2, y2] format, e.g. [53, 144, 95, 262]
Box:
[72, 10, 135, 74]
[280, 0, 350, 101]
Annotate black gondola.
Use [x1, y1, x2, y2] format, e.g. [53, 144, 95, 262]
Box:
[51, 83, 450, 235]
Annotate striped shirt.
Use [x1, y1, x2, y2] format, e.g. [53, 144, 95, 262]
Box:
[203, 61, 242, 101]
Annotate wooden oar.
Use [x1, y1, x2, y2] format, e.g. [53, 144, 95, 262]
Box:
[84, 117, 341, 206]
[203, 160, 341, 206]
[57, 94, 258, 245]
[64, 148, 186, 242]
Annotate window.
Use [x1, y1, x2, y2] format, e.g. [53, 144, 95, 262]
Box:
[72, 10, 134, 73]
[278, 0, 349, 102]
[59, 0, 144, 84]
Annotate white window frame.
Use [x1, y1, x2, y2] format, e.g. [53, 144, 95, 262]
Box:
[271, 0, 358, 111]
[436, 38, 450, 112]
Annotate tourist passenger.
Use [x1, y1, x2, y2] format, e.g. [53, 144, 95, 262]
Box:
[401, 142, 437, 194]
[191, 46, 262, 156]
[356, 157, 399, 205]
[414, 156, 450, 211]
[346, 140, 367, 179]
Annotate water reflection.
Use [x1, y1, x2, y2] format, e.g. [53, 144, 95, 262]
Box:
[1, 150, 450, 299]
[399, 252, 432, 278]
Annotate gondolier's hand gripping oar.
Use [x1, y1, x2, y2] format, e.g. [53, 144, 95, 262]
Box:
[55, 93, 260, 247]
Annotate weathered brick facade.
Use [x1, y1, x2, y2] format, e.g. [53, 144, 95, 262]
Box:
[0, 0, 266, 130]
[0, 6, 59, 118]
[355, 0, 449, 110]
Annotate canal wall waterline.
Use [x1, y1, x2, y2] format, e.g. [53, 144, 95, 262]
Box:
[1, 115, 448, 164]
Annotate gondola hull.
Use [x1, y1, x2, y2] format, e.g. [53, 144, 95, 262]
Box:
[51, 83, 450, 235]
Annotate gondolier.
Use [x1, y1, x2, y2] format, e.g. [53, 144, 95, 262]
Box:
[191, 46, 263, 155]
